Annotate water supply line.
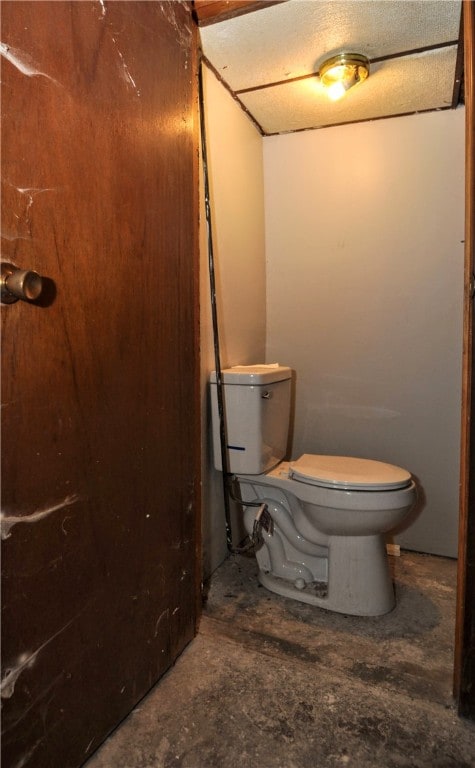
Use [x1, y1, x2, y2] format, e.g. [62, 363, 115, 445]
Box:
[198, 59, 265, 554]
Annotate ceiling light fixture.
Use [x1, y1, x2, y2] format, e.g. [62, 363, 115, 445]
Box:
[319, 53, 370, 101]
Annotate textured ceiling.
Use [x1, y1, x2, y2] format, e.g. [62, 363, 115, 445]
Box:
[199, 0, 463, 135]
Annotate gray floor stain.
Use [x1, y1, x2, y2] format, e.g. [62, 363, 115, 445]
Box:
[85, 551, 475, 768]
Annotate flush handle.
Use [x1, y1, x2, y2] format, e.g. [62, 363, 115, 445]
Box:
[261, 390, 273, 399]
[1, 262, 43, 304]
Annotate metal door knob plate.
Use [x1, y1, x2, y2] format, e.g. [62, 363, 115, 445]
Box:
[1, 262, 43, 304]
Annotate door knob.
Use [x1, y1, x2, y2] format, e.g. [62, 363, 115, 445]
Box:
[1, 262, 43, 304]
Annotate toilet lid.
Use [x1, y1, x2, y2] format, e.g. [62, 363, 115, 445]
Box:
[290, 454, 412, 491]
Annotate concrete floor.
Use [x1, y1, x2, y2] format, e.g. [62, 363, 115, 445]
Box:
[85, 551, 475, 768]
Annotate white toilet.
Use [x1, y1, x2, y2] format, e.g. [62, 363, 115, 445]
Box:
[210, 364, 417, 616]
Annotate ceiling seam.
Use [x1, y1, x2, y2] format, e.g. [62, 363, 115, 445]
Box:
[235, 40, 460, 96]
[201, 55, 266, 135]
[262, 105, 454, 138]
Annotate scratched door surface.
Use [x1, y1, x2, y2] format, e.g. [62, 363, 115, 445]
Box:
[1, 3, 199, 766]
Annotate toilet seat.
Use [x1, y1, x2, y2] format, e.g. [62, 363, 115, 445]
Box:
[290, 454, 411, 491]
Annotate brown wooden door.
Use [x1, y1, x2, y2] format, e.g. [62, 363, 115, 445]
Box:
[455, 0, 475, 722]
[0, 3, 200, 766]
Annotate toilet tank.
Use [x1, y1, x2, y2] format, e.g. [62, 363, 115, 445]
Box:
[210, 365, 292, 475]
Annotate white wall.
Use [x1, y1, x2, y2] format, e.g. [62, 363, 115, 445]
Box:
[264, 109, 465, 558]
[200, 66, 266, 577]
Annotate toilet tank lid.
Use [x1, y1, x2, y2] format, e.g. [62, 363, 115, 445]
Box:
[290, 454, 412, 490]
[210, 365, 292, 385]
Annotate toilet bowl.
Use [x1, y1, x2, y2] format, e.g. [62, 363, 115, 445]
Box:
[210, 365, 417, 616]
[238, 457, 416, 616]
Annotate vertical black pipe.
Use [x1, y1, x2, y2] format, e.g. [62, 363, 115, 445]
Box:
[198, 59, 234, 551]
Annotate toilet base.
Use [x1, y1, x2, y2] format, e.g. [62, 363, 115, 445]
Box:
[258, 534, 396, 617]
[258, 571, 330, 606]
